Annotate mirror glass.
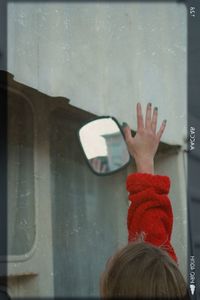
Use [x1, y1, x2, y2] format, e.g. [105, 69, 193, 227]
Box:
[79, 117, 130, 175]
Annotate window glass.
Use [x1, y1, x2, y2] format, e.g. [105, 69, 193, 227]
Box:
[7, 93, 35, 255]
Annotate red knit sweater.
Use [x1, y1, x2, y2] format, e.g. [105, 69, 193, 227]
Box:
[126, 173, 178, 263]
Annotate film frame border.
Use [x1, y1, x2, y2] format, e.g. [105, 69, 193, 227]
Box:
[0, 0, 200, 299]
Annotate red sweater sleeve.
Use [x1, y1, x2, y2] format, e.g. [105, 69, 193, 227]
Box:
[126, 173, 178, 263]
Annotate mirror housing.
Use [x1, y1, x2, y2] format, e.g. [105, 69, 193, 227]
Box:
[78, 116, 130, 175]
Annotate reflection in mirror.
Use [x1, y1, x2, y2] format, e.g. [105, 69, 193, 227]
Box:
[79, 117, 130, 175]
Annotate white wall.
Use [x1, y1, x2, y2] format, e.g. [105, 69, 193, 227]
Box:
[7, 1, 187, 145]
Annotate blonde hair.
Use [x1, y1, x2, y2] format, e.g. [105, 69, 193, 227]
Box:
[100, 240, 190, 299]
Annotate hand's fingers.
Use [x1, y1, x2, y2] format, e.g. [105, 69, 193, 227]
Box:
[123, 125, 132, 143]
[151, 107, 158, 133]
[156, 120, 167, 141]
[145, 103, 152, 129]
[137, 102, 144, 131]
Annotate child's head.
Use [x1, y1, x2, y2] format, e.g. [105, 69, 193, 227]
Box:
[100, 241, 189, 299]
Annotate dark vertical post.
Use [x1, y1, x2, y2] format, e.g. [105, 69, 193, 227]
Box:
[0, 0, 7, 293]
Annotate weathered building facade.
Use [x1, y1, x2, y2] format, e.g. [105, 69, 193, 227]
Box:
[0, 1, 187, 298]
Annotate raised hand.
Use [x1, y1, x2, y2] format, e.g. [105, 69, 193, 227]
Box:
[123, 102, 167, 174]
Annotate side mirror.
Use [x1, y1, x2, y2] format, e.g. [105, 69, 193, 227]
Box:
[78, 116, 130, 175]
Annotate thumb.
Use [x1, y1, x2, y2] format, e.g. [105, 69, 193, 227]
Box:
[122, 123, 132, 143]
